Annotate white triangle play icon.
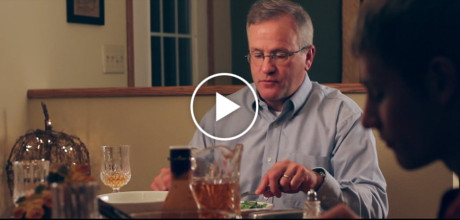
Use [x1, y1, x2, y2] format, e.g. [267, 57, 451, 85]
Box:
[216, 92, 240, 122]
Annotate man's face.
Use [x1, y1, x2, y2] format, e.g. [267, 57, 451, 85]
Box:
[247, 15, 313, 109]
[359, 55, 439, 170]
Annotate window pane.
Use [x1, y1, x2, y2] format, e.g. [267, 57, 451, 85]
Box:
[163, 0, 175, 33]
[150, 0, 160, 32]
[164, 37, 177, 86]
[177, 0, 190, 34]
[151, 37, 162, 86]
[179, 38, 191, 85]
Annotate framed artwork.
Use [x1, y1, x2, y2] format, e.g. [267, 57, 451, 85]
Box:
[66, 0, 105, 25]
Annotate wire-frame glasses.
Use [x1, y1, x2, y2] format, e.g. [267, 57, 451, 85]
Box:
[245, 46, 309, 65]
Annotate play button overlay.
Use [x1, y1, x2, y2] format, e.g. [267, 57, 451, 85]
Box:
[215, 92, 240, 122]
[190, 73, 259, 141]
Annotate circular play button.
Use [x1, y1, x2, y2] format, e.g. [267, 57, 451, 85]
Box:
[215, 92, 240, 122]
[190, 73, 259, 141]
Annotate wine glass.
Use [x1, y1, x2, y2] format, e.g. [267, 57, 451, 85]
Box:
[100, 145, 131, 193]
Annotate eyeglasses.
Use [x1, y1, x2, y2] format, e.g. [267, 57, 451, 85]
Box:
[245, 46, 309, 65]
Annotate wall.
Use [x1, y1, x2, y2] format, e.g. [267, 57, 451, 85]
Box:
[0, 0, 127, 89]
[25, 94, 452, 219]
[212, 0, 233, 85]
[0, 0, 126, 217]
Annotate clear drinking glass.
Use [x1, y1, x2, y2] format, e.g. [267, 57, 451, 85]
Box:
[100, 145, 131, 192]
[51, 181, 99, 218]
[12, 160, 50, 205]
[189, 144, 243, 217]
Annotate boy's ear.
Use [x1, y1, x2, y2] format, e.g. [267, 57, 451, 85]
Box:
[427, 57, 457, 105]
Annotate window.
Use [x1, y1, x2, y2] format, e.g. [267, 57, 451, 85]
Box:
[150, 0, 191, 86]
[133, 0, 208, 87]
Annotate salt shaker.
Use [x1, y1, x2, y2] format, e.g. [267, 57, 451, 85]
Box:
[303, 189, 321, 218]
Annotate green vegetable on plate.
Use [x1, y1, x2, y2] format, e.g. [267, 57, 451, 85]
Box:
[240, 201, 268, 209]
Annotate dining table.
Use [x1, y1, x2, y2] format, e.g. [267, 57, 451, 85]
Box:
[243, 209, 304, 219]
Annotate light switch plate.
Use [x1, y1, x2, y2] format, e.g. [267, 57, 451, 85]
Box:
[102, 44, 125, 73]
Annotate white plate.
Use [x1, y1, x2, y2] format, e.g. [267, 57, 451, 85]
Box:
[240, 201, 274, 213]
[98, 191, 168, 214]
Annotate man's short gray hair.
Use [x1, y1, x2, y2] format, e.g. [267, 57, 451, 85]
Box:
[246, 0, 313, 48]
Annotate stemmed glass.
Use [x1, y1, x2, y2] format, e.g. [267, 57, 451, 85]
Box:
[100, 145, 131, 193]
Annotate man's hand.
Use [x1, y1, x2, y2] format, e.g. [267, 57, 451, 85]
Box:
[254, 159, 323, 198]
[150, 167, 172, 191]
[319, 203, 360, 219]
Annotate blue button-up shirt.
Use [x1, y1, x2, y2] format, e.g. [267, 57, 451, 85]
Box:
[190, 73, 388, 218]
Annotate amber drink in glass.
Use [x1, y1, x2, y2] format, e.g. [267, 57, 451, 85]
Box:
[100, 145, 131, 192]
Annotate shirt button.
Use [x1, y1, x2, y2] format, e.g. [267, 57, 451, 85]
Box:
[267, 157, 272, 162]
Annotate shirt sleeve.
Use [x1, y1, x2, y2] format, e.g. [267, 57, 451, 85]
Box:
[314, 113, 388, 218]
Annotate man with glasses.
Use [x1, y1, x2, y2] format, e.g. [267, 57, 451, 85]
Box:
[151, 0, 387, 217]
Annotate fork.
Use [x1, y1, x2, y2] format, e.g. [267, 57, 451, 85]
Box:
[240, 191, 258, 198]
[241, 191, 270, 202]
[241, 188, 270, 200]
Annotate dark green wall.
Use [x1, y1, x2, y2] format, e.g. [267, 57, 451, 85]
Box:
[230, 0, 342, 84]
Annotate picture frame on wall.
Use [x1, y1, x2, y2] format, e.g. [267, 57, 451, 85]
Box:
[66, 0, 104, 25]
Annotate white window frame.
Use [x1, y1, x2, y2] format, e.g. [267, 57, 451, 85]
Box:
[132, 0, 208, 87]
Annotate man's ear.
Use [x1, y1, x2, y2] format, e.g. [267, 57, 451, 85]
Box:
[427, 57, 458, 105]
[304, 45, 316, 71]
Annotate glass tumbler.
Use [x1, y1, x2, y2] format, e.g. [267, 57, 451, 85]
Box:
[12, 160, 50, 205]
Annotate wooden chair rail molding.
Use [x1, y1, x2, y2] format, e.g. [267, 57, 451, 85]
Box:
[27, 84, 365, 98]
